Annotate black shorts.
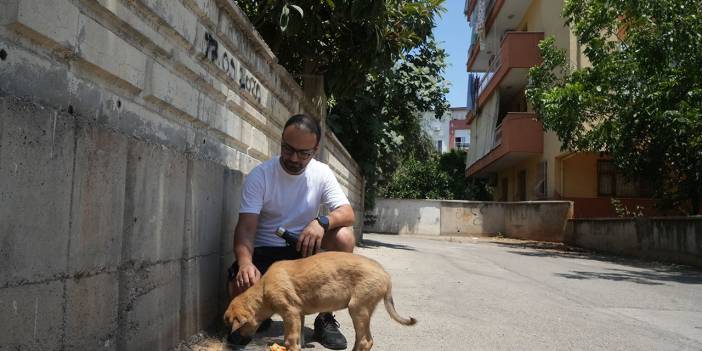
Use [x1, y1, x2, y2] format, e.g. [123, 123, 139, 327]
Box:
[227, 246, 302, 282]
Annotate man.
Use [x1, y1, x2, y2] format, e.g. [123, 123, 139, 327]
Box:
[228, 114, 356, 350]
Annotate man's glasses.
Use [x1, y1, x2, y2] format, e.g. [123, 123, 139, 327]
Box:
[281, 142, 315, 160]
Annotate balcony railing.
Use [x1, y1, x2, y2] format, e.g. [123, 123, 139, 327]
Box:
[493, 124, 502, 148]
[477, 53, 501, 97]
[455, 142, 471, 150]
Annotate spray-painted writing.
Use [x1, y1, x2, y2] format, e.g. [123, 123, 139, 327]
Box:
[199, 31, 263, 104]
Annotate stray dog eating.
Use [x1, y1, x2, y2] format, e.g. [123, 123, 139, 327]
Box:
[223, 252, 416, 351]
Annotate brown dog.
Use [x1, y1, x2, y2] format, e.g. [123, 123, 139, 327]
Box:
[223, 251, 416, 351]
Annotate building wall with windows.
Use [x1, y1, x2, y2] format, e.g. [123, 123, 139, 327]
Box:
[421, 107, 470, 153]
[464, 0, 658, 217]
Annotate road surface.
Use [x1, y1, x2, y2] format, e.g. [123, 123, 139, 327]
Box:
[181, 233, 702, 351]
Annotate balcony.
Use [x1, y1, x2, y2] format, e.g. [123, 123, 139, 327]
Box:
[466, 112, 543, 177]
[476, 31, 544, 108]
[466, 0, 533, 72]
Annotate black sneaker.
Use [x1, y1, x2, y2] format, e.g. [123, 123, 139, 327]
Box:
[313, 313, 347, 350]
[226, 330, 251, 346]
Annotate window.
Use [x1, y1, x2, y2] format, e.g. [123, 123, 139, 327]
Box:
[598, 160, 651, 197]
[437, 140, 443, 152]
[455, 136, 469, 150]
[597, 160, 615, 196]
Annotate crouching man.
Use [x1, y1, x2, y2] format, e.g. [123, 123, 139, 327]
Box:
[227, 113, 356, 350]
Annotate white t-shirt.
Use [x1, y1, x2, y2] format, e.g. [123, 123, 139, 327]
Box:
[239, 156, 351, 247]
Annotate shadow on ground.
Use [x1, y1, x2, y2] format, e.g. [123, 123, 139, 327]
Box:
[495, 241, 702, 286]
[358, 238, 416, 251]
[175, 319, 318, 350]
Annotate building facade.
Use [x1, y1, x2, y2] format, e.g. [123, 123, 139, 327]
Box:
[463, 0, 656, 217]
[421, 107, 471, 153]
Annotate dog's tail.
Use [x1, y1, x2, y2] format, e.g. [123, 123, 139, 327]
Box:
[383, 284, 417, 326]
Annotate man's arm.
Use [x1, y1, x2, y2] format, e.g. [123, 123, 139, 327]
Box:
[327, 204, 356, 229]
[297, 204, 355, 257]
[233, 213, 259, 289]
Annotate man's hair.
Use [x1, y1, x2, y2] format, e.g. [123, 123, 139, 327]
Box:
[284, 114, 321, 144]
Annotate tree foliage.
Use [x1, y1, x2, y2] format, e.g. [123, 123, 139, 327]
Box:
[527, 0, 702, 214]
[237, 0, 445, 99]
[379, 153, 452, 199]
[327, 39, 450, 207]
[379, 149, 492, 200]
[439, 150, 492, 200]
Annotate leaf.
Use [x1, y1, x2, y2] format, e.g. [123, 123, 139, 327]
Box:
[279, 5, 290, 32]
[289, 4, 304, 18]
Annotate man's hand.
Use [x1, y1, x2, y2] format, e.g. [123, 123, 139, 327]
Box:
[236, 262, 261, 290]
[297, 220, 325, 257]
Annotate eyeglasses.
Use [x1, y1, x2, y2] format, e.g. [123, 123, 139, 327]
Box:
[281, 142, 315, 160]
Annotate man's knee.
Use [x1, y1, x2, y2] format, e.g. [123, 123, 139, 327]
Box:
[323, 226, 356, 252]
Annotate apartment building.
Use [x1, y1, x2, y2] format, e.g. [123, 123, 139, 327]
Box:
[463, 0, 655, 217]
[421, 107, 471, 153]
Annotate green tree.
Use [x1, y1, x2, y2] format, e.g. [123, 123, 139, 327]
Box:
[237, 0, 444, 99]
[527, 0, 702, 214]
[327, 38, 450, 208]
[439, 150, 492, 200]
[379, 153, 453, 199]
[379, 149, 492, 201]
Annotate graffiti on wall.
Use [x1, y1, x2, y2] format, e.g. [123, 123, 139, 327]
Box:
[454, 205, 484, 227]
[199, 31, 264, 104]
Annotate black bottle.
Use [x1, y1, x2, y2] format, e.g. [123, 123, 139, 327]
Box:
[275, 227, 299, 246]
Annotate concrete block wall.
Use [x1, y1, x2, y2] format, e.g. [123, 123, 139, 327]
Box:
[366, 199, 573, 242]
[0, 0, 363, 349]
[567, 217, 702, 268]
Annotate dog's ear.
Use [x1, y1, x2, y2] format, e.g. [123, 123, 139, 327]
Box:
[230, 316, 248, 332]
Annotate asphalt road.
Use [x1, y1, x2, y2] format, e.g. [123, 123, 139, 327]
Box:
[184, 234, 702, 351]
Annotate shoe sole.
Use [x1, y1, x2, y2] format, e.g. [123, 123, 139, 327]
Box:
[312, 332, 347, 350]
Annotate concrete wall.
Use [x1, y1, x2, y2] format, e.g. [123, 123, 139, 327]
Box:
[0, 1, 363, 350]
[366, 199, 442, 235]
[566, 217, 702, 268]
[366, 199, 573, 242]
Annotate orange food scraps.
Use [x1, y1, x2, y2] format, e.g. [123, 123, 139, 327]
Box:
[269, 343, 286, 351]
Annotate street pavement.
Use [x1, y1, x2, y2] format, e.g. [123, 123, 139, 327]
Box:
[183, 233, 702, 351]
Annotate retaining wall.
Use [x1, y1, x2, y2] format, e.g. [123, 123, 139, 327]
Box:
[566, 217, 702, 268]
[0, 1, 363, 350]
[366, 199, 573, 242]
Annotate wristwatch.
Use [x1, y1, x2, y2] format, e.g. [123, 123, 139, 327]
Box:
[316, 215, 330, 231]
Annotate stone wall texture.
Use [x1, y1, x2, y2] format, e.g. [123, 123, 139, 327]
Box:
[0, 1, 363, 349]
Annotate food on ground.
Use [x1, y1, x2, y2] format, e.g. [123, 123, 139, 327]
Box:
[269, 343, 286, 351]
